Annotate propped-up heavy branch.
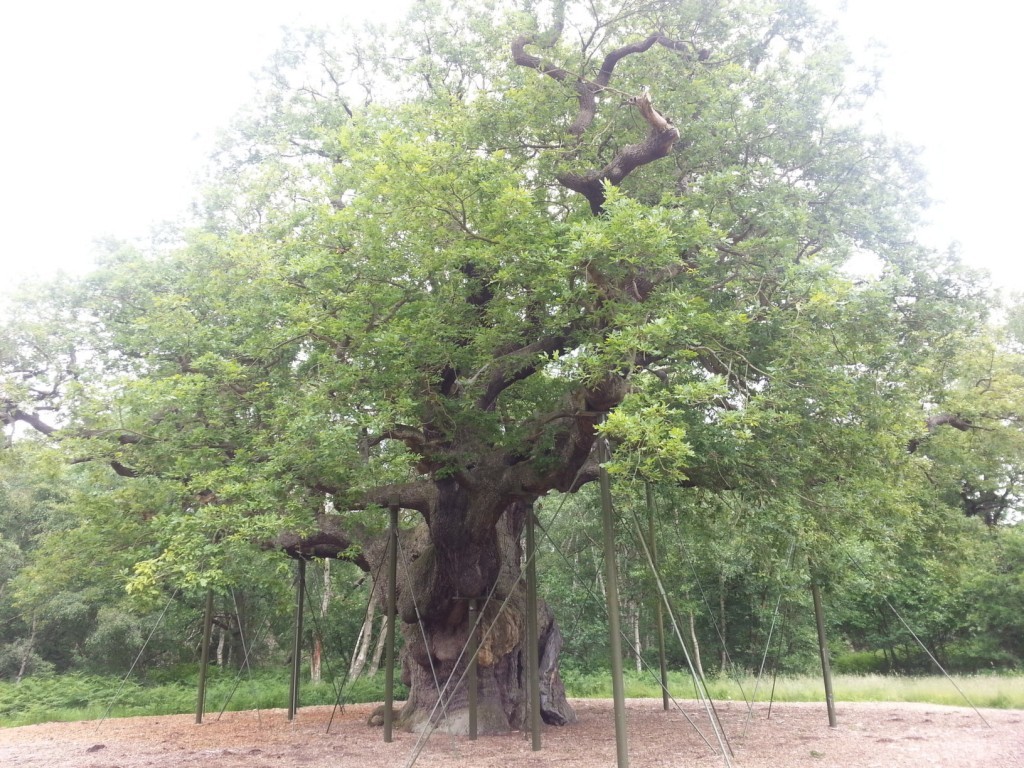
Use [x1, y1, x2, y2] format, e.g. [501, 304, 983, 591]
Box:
[274, 509, 373, 568]
[513, 19, 700, 213]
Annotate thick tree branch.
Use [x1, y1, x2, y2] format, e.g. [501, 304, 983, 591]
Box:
[506, 373, 632, 496]
[477, 333, 572, 411]
[513, 23, 698, 214]
[2, 404, 57, 435]
[360, 480, 438, 517]
[273, 510, 373, 568]
[908, 413, 985, 453]
[556, 91, 680, 214]
[362, 424, 429, 454]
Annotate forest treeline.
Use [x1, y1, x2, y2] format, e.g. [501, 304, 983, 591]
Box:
[1, 450, 1022, 684]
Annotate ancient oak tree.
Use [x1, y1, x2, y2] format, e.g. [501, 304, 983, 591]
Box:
[1, 0, 976, 734]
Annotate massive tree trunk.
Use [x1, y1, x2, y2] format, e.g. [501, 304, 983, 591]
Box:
[386, 497, 576, 734]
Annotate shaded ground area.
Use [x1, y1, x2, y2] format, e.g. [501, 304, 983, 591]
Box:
[1, 699, 1021, 767]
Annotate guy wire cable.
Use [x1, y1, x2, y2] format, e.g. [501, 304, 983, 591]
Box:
[626, 501, 735, 766]
[675, 501, 752, 708]
[327, 547, 391, 733]
[397, 534, 458, 744]
[744, 538, 797, 734]
[535, 516, 719, 754]
[97, 587, 179, 729]
[799, 494, 994, 730]
[216, 613, 273, 721]
[401, 560, 513, 768]
[302, 561, 345, 717]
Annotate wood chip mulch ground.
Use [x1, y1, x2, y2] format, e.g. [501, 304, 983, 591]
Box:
[1, 698, 1021, 767]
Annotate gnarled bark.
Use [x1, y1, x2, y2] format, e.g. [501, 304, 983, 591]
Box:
[387, 500, 575, 734]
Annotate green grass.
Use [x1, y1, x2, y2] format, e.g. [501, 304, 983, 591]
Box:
[563, 670, 1024, 709]
[0, 669, 405, 728]
[2, 670, 1021, 727]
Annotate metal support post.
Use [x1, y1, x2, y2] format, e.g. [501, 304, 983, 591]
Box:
[525, 509, 542, 750]
[196, 588, 215, 724]
[383, 506, 399, 742]
[468, 598, 479, 740]
[288, 558, 306, 720]
[599, 440, 629, 768]
[811, 581, 837, 727]
[645, 483, 670, 711]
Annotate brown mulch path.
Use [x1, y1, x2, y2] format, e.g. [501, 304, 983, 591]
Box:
[1, 698, 1021, 767]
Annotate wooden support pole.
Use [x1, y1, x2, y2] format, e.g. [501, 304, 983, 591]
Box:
[599, 440, 629, 768]
[525, 509, 542, 751]
[288, 559, 306, 720]
[468, 598, 479, 741]
[195, 588, 215, 724]
[383, 506, 399, 743]
[645, 483, 670, 712]
[811, 582, 837, 728]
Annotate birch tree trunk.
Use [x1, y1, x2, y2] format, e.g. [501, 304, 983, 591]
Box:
[632, 605, 643, 673]
[311, 559, 333, 684]
[368, 613, 387, 677]
[216, 625, 226, 667]
[348, 577, 377, 679]
[15, 612, 37, 683]
[689, 611, 705, 681]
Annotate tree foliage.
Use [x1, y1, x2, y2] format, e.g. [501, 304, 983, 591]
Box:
[2, 0, 1023, 716]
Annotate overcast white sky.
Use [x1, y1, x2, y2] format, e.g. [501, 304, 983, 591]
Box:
[1, 1, 1020, 296]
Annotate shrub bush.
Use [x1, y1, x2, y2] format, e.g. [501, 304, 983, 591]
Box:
[833, 650, 889, 675]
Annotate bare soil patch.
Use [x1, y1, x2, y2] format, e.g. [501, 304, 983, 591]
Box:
[1, 699, 1021, 767]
